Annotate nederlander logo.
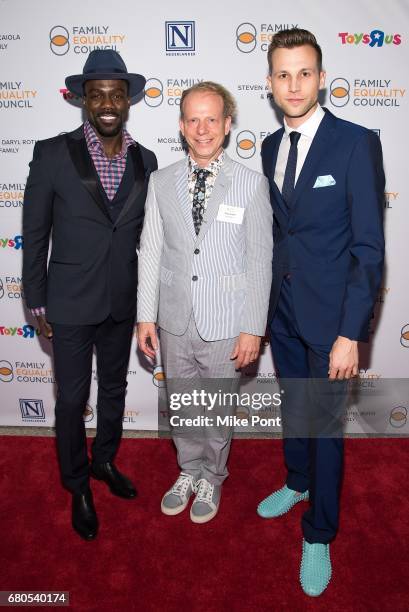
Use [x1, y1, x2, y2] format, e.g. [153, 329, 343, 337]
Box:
[165, 21, 195, 56]
[50, 24, 125, 55]
[0, 82, 37, 109]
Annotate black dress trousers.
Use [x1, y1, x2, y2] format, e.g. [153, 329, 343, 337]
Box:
[52, 315, 135, 493]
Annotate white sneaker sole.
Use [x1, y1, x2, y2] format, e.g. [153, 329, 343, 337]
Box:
[190, 504, 219, 524]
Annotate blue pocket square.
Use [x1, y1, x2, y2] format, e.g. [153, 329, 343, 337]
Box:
[313, 175, 336, 188]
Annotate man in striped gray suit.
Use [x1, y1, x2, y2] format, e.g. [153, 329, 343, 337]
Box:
[137, 82, 273, 523]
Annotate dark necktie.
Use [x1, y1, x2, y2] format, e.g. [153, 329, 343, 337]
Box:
[281, 131, 301, 206]
[192, 168, 211, 235]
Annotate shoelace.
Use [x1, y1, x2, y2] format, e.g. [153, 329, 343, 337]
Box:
[194, 478, 214, 503]
[170, 473, 195, 497]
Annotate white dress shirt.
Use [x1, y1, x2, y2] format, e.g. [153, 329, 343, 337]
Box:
[274, 104, 325, 193]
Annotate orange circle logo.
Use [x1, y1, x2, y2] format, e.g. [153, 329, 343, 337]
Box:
[400, 324, 409, 347]
[0, 360, 13, 382]
[236, 23, 257, 53]
[390, 406, 407, 428]
[330, 78, 350, 107]
[236, 130, 256, 158]
[144, 78, 164, 107]
[50, 26, 70, 56]
[83, 403, 94, 422]
[153, 365, 166, 387]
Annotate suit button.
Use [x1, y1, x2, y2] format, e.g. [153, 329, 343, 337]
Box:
[194, 248, 200, 255]
[192, 275, 198, 281]
[113, 227, 117, 232]
[288, 230, 294, 235]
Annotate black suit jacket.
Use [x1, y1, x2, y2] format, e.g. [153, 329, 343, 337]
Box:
[22, 125, 157, 324]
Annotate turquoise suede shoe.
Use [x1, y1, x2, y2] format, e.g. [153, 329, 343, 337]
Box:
[257, 485, 309, 518]
[300, 539, 332, 597]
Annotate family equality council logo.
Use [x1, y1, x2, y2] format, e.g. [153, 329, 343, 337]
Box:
[49, 24, 126, 56]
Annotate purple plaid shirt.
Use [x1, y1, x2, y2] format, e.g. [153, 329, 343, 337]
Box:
[30, 122, 136, 316]
[84, 120, 136, 201]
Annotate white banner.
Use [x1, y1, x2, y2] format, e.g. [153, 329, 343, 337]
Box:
[0, 0, 408, 432]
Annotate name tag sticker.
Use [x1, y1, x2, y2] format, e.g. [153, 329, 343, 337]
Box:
[216, 204, 245, 224]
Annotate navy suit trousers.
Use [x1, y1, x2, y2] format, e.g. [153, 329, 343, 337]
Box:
[270, 278, 345, 544]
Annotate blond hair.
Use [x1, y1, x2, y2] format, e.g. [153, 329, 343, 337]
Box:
[180, 81, 237, 121]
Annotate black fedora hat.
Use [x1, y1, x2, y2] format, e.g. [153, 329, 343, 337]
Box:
[65, 49, 146, 99]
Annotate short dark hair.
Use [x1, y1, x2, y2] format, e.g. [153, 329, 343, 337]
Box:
[267, 28, 323, 74]
[180, 81, 237, 122]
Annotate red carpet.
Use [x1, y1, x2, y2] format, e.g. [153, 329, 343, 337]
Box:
[1, 436, 408, 611]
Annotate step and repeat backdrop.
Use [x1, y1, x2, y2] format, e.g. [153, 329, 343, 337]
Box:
[1, 0, 408, 432]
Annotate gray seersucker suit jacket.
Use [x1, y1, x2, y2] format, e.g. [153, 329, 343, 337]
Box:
[137, 152, 273, 341]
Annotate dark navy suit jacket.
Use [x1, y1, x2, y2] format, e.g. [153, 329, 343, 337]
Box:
[261, 108, 385, 344]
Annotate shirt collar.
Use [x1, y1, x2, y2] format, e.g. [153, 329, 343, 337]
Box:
[83, 120, 136, 158]
[188, 149, 225, 177]
[284, 104, 325, 140]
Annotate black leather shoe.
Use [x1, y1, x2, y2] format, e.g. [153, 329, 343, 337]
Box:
[72, 488, 98, 541]
[91, 462, 137, 499]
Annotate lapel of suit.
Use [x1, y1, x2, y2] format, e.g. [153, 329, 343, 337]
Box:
[291, 109, 337, 211]
[115, 143, 146, 226]
[174, 158, 196, 240]
[266, 128, 288, 217]
[195, 152, 234, 248]
[65, 128, 111, 223]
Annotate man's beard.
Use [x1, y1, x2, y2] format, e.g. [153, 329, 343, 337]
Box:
[90, 114, 123, 138]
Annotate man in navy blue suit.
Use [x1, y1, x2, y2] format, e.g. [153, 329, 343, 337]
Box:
[257, 29, 385, 596]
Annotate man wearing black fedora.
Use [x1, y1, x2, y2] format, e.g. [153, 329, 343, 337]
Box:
[23, 50, 157, 540]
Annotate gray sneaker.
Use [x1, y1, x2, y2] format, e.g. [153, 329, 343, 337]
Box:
[190, 478, 221, 524]
[161, 472, 196, 516]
